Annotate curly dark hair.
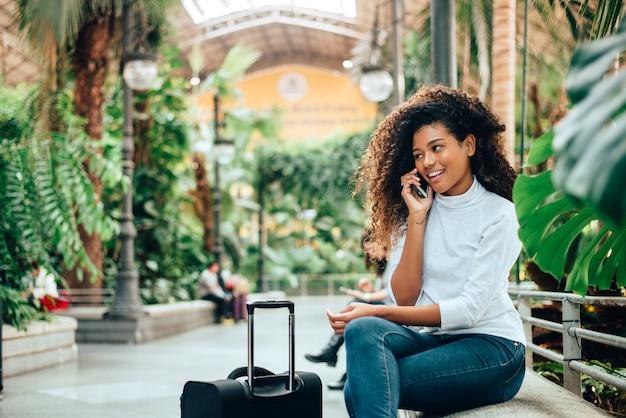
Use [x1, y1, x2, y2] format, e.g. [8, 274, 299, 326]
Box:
[361, 228, 387, 277]
[353, 84, 517, 256]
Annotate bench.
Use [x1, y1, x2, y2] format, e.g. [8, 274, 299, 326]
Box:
[395, 284, 626, 417]
[398, 369, 610, 417]
[58, 288, 115, 306]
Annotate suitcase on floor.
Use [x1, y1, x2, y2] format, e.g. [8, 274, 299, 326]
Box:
[180, 299, 322, 418]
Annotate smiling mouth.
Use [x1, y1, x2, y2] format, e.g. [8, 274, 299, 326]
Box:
[427, 170, 444, 179]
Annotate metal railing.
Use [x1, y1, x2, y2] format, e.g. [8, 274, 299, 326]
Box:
[508, 287, 626, 396]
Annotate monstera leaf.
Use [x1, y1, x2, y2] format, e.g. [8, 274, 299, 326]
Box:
[515, 16, 626, 295]
[514, 131, 626, 295]
[552, 18, 626, 227]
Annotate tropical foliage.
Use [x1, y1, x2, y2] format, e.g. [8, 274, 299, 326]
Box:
[102, 46, 207, 304]
[513, 132, 624, 294]
[514, 11, 626, 295]
[552, 18, 626, 226]
[0, 84, 120, 327]
[251, 132, 373, 287]
[13, 0, 181, 289]
[5, 0, 625, 329]
[0, 41, 373, 326]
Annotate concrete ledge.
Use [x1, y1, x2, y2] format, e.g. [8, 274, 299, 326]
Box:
[2, 316, 78, 378]
[57, 300, 216, 344]
[399, 370, 609, 417]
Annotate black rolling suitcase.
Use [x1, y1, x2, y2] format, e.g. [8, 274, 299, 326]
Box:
[180, 299, 322, 418]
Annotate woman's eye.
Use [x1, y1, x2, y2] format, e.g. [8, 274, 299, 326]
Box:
[413, 154, 423, 160]
[433, 145, 443, 152]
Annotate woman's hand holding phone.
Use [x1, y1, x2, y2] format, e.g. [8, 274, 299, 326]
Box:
[400, 169, 432, 216]
[411, 177, 429, 198]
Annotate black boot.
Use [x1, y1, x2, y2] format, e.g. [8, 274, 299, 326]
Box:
[304, 334, 344, 367]
[327, 373, 347, 391]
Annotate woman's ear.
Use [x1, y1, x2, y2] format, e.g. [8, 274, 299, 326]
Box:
[463, 134, 476, 157]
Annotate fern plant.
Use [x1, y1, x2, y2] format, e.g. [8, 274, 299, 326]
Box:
[1, 87, 119, 328]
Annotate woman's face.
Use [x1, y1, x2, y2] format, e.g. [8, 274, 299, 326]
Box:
[411, 122, 475, 196]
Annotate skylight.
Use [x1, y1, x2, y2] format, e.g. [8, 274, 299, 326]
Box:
[182, 0, 357, 25]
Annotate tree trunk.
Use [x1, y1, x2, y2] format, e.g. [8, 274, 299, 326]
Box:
[491, 0, 517, 166]
[192, 152, 214, 254]
[64, 16, 110, 290]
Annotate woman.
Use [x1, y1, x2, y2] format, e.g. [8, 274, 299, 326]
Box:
[327, 85, 526, 417]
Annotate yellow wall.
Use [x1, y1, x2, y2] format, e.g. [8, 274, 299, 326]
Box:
[200, 65, 378, 142]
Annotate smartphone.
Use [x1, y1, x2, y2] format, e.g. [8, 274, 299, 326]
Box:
[411, 175, 429, 198]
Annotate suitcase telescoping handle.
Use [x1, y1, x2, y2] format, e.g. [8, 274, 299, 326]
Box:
[246, 300, 296, 395]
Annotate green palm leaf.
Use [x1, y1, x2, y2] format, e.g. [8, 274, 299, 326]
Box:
[199, 43, 261, 98]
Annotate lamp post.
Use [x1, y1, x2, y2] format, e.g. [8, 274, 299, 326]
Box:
[359, 66, 394, 103]
[212, 94, 235, 267]
[106, 0, 158, 320]
[359, 5, 394, 103]
[256, 150, 265, 293]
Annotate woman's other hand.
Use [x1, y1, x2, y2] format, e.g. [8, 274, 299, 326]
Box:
[327, 303, 378, 335]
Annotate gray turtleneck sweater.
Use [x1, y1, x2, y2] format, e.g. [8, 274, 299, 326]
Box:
[389, 179, 526, 345]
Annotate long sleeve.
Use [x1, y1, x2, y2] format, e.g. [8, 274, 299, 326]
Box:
[414, 180, 525, 344]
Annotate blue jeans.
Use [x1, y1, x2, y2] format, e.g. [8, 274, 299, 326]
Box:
[343, 317, 525, 417]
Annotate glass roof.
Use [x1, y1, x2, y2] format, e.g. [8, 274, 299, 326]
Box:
[182, 0, 357, 24]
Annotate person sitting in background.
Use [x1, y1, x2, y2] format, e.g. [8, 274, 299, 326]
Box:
[305, 232, 391, 391]
[27, 263, 68, 311]
[340, 277, 387, 305]
[198, 261, 232, 324]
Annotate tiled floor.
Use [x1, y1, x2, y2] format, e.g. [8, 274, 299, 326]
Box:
[0, 296, 352, 418]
